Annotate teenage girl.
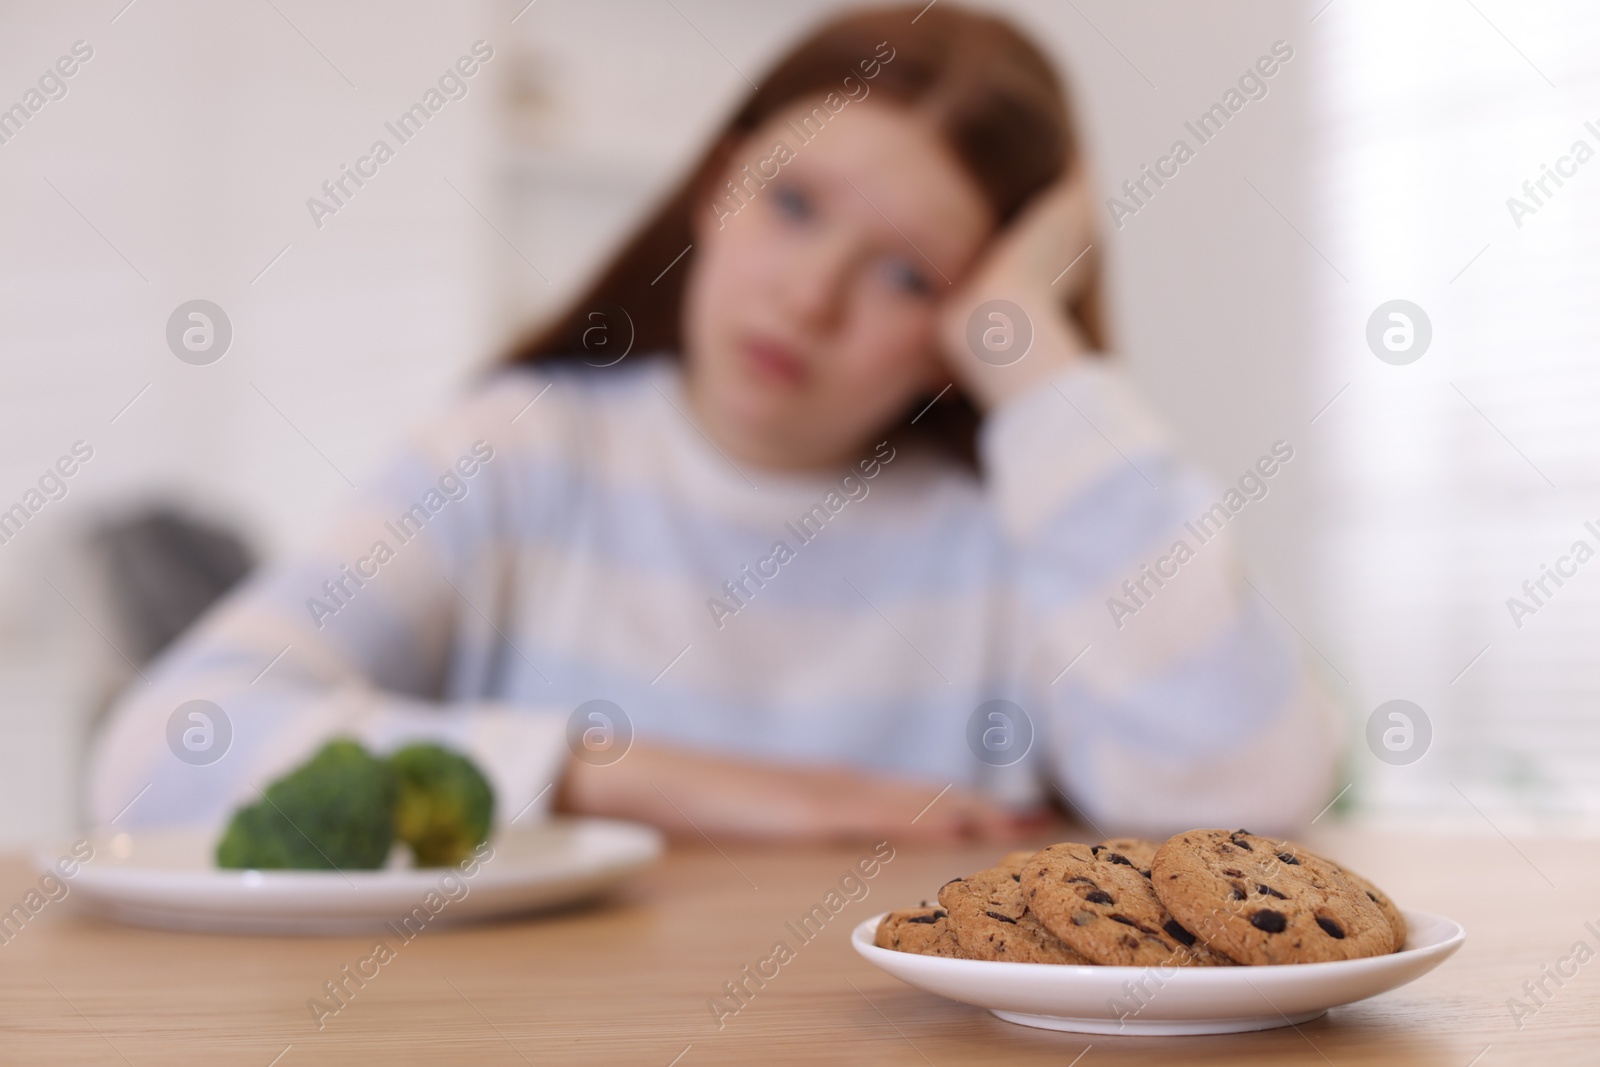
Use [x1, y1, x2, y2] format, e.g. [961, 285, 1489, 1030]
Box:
[91, 5, 1339, 842]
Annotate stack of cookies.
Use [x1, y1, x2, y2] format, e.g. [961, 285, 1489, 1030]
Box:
[876, 829, 1406, 966]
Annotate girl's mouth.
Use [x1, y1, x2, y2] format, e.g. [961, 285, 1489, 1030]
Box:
[741, 336, 807, 386]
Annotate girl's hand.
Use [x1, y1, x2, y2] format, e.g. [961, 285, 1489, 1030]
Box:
[937, 169, 1098, 413]
[557, 741, 1048, 845]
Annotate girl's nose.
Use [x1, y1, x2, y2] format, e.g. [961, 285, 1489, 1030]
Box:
[778, 231, 853, 331]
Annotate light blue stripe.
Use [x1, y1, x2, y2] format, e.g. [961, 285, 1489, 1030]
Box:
[156, 563, 443, 696]
[467, 640, 1012, 786]
[1015, 455, 1209, 608]
[240, 449, 1011, 620]
[1051, 598, 1297, 758]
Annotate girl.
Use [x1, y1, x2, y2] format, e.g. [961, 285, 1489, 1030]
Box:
[90, 5, 1339, 843]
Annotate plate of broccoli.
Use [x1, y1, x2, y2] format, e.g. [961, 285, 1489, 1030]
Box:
[42, 739, 663, 934]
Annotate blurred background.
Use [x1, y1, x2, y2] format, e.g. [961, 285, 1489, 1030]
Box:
[1, 0, 1596, 846]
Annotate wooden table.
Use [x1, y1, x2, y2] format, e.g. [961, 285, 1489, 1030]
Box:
[0, 824, 1594, 1065]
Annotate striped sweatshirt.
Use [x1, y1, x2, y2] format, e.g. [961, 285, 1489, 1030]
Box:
[88, 355, 1342, 836]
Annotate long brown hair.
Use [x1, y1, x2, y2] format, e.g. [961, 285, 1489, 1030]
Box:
[504, 3, 1106, 465]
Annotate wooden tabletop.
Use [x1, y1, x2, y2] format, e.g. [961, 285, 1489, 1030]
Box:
[0, 824, 1593, 1065]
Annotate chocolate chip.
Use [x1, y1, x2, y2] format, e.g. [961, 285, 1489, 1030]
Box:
[1085, 889, 1114, 905]
[1067, 876, 1095, 885]
[985, 910, 1018, 925]
[1163, 919, 1197, 946]
[1105, 852, 1134, 867]
[1256, 884, 1288, 900]
[1229, 881, 1247, 901]
[1277, 851, 1300, 865]
[1230, 833, 1254, 851]
[1223, 867, 1245, 877]
[1090, 845, 1103, 854]
[906, 912, 944, 924]
[1250, 910, 1287, 933]
[1110, 915, 1163, 937]
[1234, 828, 1253, 836]
[1316, 916, 1346, 939]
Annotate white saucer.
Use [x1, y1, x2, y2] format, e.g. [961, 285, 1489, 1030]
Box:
[852, 909, 1464, 1035]
[38, 817, 664, 935]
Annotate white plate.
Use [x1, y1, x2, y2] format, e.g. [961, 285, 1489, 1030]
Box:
[852, 909, 1464, 1035]
[38, 817, 664, 935]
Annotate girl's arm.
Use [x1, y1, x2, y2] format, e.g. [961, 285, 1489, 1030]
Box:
[558, 739, 1045, 844]
[89, 377, 1036, 844]
[86, 384, 569, 832]
[979, 361, 1341, 834]
[940, 175, 1342, 835]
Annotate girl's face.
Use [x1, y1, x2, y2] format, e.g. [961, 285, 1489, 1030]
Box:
[682, 98, 994, 472]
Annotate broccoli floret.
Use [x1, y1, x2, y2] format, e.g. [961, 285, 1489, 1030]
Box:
[389, 743, 495, 867]
[216, 739, 396, 870]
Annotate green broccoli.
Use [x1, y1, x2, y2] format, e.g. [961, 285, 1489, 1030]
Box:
[216, 739, 397, 870]
[389, 742, 495, 867]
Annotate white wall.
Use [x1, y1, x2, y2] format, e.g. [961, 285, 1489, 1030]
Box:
[0, 0, 504, 843]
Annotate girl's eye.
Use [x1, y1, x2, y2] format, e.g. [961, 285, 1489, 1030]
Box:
[771, 184, 812, 223]
[877, 256, 933, 298]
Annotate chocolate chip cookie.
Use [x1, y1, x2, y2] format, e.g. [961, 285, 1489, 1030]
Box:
[875, 906, 962, 957]
[1326, 862, 1406, 952]
[1270, 839, 1407, 953]
[1094, 837, 1160, 876]
[999, 849, 1041, 872]
[938, 865, 1090, 964]
[1020, 841, 1223, 967]
[1151, 829, 1394, 965]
